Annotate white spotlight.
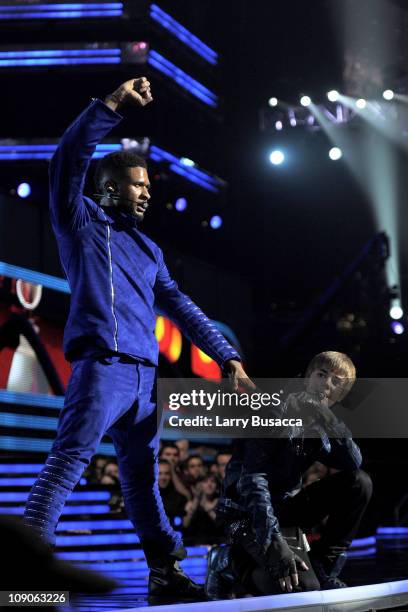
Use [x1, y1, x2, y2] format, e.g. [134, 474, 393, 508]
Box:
[390, 305, 403, 320]
[300, 95, 311, 107]
[382, 89, 394, 101]
[269, 150, 285, 165]
[17, 182, 31, 198]
[275, 120, 283, 131]
[356, 98, 367, 109]
[329, 147, 342, 160]
[268, 97, 278, 107]
[327, 90, 339, 102]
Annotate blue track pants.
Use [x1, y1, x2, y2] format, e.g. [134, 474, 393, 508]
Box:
[23, 358, 182, 557]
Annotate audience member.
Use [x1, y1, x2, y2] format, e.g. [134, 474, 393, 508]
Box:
[160, 442, 180, 465]
[184, 454, 206, 480]
[84, 454, 108, 484]
[182, 475, 223, 543]
[100, 459, 120, 485]
[158, 459, 188, 526]
[175, 438, 190, 463]
[159, 442, 191, 499]
[214, 451, 232, 482]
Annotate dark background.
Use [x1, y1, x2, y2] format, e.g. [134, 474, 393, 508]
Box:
[1, 0, 407, 527]
[2, 0, 408, 375]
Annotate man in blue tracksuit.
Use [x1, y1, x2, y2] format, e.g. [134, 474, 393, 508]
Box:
[24, 77, 250, 598]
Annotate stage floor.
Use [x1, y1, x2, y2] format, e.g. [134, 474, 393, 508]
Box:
[70, 546, 408, 612]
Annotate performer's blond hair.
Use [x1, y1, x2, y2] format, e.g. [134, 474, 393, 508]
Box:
[305, 351, 356, 401]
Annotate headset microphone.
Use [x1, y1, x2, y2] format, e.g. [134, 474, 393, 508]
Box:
[92, 191, 149, 210]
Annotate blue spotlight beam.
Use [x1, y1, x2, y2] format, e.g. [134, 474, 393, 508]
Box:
[0, 3, 217, 67]
[0, 464, 44, 474]
[0, 504, 111, 515]
[0, 389, 64, 408]
[147, 50, 218, 108]
[169, 163, 218, 192]
[57, 549, 143, 561]
[0, 412, 116, 461]
[0, 477, 84, 486]
[0, 143, 223, 192]
[149, 4, 218, 65]
[0, 435, 115, 455]
[0, 261, 70, 293]
[0, 142, 120, 161]
[0, 3, 123, 20]
[0, 58, 120, 67]
[150, 145, 222, 192]
[378, 527, 408, 535]
[0, 47, 121, 67]
[0, 412, 59, 431]
[56, 519, 132, 531]
[0, 45, 217, 108]
[0, 49, 121, 59]
[0, 491, 111, 502]
[57, 533, 140, 546]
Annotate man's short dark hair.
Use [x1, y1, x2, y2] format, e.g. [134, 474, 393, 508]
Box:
[215, 450, 232, 462]
[94, 150, 147, 191]
[159, 442, 180, 456]
[158, 458, 171, 466]
[186, 454, 203, 466]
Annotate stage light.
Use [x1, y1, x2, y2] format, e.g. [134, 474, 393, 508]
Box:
[132, 41, 147, 53]
[268, 97, 278, 107]
[382, 89, 394, 101]
[300, 95, 311, 107]
[329, 147, 342, 161]
[180, 157, 195, 167]
[390, 305, 403, 320]
[275, 120, 283, 131]
[356, 98, 367, 109]
[17, 182, 31, 198]
[327, 90, 339, 102]
[175, 197, 187, 212]
[391, 321, 404, 335]
[210, 215, 222, 229]
[290, 117, 297, 127]
[269, 150, 285, 165]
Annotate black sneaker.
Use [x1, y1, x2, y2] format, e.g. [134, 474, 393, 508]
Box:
[309, 551, 348, 590]
[205, 545, 235, 600]
[148, 558, 205, 602]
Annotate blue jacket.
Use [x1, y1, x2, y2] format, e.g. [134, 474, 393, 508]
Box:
[49, 99, 241, 366]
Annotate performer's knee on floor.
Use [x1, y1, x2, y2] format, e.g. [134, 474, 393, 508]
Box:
[333, 468, 373, 498]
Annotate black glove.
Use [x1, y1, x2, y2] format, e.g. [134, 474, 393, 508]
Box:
[266, 534, 297, 578]
[266, 534, 308, 591]
[287, 392, 339, 432]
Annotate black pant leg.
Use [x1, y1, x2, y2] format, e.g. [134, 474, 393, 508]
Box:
[277, 470, 373, 555]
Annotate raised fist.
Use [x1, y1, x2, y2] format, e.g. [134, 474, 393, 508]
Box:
[105, 77, 153, 111]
